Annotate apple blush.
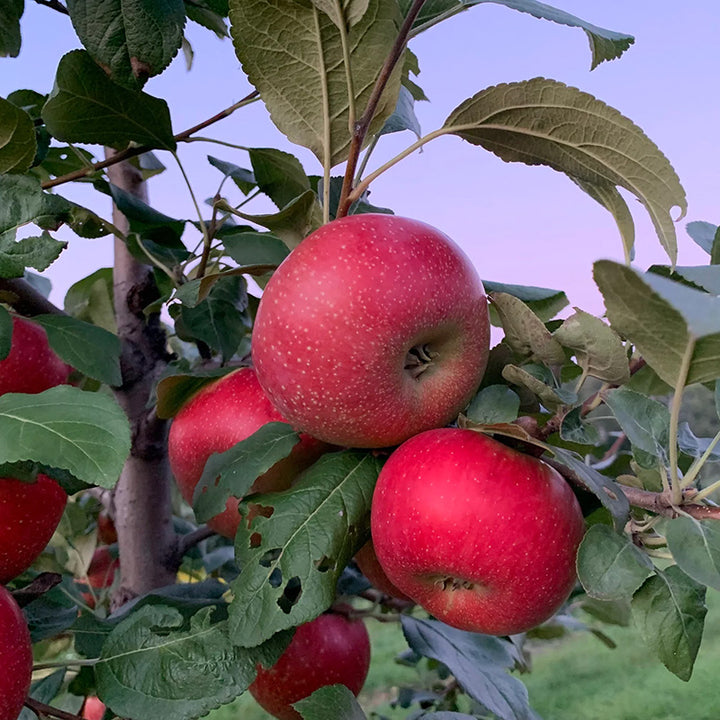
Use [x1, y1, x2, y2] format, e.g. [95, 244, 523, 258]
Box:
[0, 584, 33, 720]
[371, 428, 585, 636]
[251, 214, 490, 448]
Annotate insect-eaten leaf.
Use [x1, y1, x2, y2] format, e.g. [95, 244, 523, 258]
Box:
[228, 450, 381, 648]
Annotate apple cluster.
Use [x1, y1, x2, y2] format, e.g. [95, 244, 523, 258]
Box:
[168, 215, 586, 718]
[0, 316, 72, 720]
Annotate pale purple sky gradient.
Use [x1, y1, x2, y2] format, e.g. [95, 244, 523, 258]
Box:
[2, 1, 718, 316]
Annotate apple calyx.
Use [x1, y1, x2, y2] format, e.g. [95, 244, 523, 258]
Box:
[404, 343, 440, 379]
[434, 575, 477, 592]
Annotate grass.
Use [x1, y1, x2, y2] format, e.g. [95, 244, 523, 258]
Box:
[208, 592, 720, 720]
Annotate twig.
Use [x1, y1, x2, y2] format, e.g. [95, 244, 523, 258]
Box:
[12, 573, 62, 608]
[41, 91, 259, 190]
[175, 525, 216, 563]
[0, 278, 66, 316]
[335, 0, 428, 219]
[25, 698, 83, 720]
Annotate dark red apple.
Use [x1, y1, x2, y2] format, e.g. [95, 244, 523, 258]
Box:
[0, 474, 67, 584]
[168, 367, 329, 538]
[249, 612, 371, 720]
[0, 584, 33, 720]
[81, 695, 106, 720]
[371, 428, 585, 636]
[96, 511, 117, 545]
[81, 546, 119, 608]
[0, 316, 70, 396]
[354, 540, 411, 601]
[251, 214, 490, 449]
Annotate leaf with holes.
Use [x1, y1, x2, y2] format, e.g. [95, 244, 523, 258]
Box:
[443, 78, 686, 263]
[229, 450, 382, 648]
[0, 385, 130, 487]
[665, 516, 720, 592]
[631, 565, 707, 681]
[95, 604, 291, 720]
[193, 422, 302, 523]
[229, 0, 402, 167]
[576, 524, 653, 601]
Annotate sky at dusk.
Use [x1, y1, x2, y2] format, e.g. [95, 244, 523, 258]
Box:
[2, 1, 718, 318]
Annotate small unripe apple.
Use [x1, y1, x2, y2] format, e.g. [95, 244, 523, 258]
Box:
[168, 367, 329, 538]
[0, 474, 67, 584]
[81, 695, 106, 720]
[371, 428, 585, 636]
[249, 612, 371, 720]
[252, 214, 490, 448]
[0, 316, 70, 396]
[354, 540, 410, 601]
[0, 584, 33, 720]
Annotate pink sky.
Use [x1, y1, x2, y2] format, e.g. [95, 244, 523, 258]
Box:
[2, 1, 718, 316]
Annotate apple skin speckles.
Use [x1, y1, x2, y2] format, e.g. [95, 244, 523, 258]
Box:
[252, 214, 491, 449]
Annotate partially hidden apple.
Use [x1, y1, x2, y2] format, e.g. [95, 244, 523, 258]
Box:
[249, 611, 371, 720]
[0, 475, 67, 584]
[354, 540, 411, 601]
[168, 367, 329, 539]
[81, 695, 106, 720]
[371, 428, 585, 636]
[0, 584, 32, 720]
[0, 316, 70, 396]
[82, 546, 119, 608]
[251, 214, 490, 448]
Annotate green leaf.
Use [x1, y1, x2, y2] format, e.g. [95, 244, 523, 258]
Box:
[229, 450, 381, 647]
[109, 183, 185, 235]
[686, 221, 718, 255]
[0, 173, 42, 240]
[665, 516, 720, 592]
[208, 156, 256, 194]
[66, 0, 186, 89]
[0, 385, 130, 487]
[177, 275, 249, 361]
[0, 304, 10, 359]
[0, 0, 23, 57]
[95, 605, 291, 720]
[631, 565, 707, 681]
[658, 265, 720, 296]
[595, 261, 720, 386]
[546, 446, 629, 529]
[64, 268, 116, 333]
[154, 366, 233, 420]
[222, 230, 290, 268]
[378, 85, 422, 139]
[295, 685, 367, 720]
[0, 230, 67, 278]
[0, 96, 36, 173]
[443, 78, 686, 264]
[553, 309, 629, 384]
[407, 0, 634, 69]
[482, 280, 567, 322]
[42, 50, 176, 150]
[559, 406, 600, 446]
[33, 314, 122, 386]
[308, 0, 370, 29]
[501, 364, 574, 410]
[225, 190, 321, 250]
[576, 524, 653, 601]
[490, 292, 566, 365]
[229, 0, 403, 167]
[193, 422, 302, 523]
[573, 178, 635, 264]
[249, 148, 312, 211]
[401, 616, 534, 720]
[465, 385, 520, 424]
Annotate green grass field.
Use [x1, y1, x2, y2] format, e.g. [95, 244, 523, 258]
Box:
[208, 591, 720, 720]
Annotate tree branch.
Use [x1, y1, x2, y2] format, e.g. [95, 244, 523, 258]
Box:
[174, 524, 216, 567]
[335, 0, 428, 219]
[25, 698, 83, 720]
[41, 91, 259, 190]
[0, 278, 66, 316]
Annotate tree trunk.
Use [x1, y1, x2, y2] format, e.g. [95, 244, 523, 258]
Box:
[106, 155, 177, 605]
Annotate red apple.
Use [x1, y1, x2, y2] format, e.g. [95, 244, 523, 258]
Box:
[371, 428, 585, 636]
[249, 612, 371, 720]
[354, 540, 411, 601]
[81, 695, 106, 720]
[81, 546, 119, 608]
[251, 214, 490, 449]
[0, 316, 70, 396]
[0, 474, 67, 584]
[168, 367, 329, 539]
[96, 511, 118, 545]
[0, 584, 33, 720]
